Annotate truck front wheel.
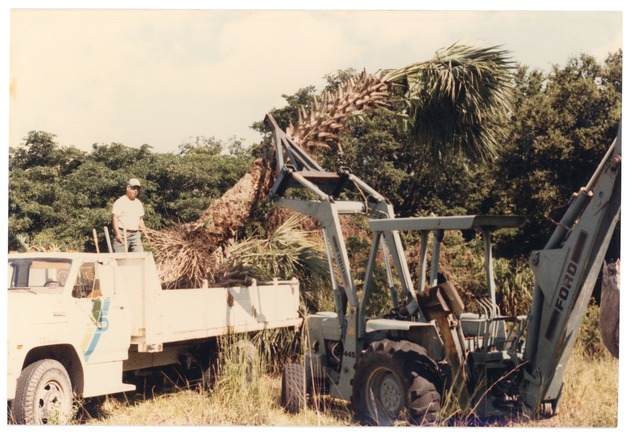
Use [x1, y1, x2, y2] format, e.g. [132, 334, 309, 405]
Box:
[11, 359, 74, 425]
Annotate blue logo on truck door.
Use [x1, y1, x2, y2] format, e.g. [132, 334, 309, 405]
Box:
[81, 297, 111, 362]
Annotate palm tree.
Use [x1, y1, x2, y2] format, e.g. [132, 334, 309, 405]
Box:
[149, 43, 515, 287]
[288, 43, 514, 163]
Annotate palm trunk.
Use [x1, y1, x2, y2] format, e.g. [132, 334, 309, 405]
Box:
[148, 158, 274, 288]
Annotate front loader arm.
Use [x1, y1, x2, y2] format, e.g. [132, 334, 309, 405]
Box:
[264, 114, 421, 326]
[520, 127, 621, 415]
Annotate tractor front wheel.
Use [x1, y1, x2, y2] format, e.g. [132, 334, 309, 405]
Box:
[281, 363, 306, 414]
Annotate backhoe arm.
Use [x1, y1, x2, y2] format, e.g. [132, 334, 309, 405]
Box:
[520, 127, 621, 415]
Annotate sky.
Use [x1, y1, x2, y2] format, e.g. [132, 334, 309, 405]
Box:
[4, 1, 625, 155]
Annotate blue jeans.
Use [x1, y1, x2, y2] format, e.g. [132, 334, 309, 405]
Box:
[113, 231, 144, 253]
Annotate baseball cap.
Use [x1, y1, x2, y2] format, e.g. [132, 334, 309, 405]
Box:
[128, 178, 141, 187]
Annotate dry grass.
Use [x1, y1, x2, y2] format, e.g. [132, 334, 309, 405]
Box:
[79, 347, 618, 427]
[86, 376, 352, 427]
[518, 351, 619, 428]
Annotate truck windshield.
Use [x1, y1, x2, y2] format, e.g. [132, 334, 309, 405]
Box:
[7, 258, 72, 293]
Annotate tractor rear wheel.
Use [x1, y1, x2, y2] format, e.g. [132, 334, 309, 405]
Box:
[352, 339, 441, 425]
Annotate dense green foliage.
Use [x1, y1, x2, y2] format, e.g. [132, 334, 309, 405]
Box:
[9, 135, 252, 251]
[491, 52, 622, 256]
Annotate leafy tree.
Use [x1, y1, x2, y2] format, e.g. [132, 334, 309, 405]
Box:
[147, 136, 252, 224]
[89, 142, 153, 171]
[490, 51, 622, 256]
[9, 131, 54, 167]
[9, 132, 88, 249]
[8, 133, 254, 251]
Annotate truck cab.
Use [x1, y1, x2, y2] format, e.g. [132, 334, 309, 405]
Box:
[7, 252, 135, 423]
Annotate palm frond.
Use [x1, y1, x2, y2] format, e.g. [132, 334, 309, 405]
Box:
[286, 69, 390, 155]
[382, 43, 515, 162]
[217, 214, 328, 286]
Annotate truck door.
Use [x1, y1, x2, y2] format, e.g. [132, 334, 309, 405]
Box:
[73, 260, 130, 364]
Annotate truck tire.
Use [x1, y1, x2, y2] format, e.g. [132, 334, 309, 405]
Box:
[281, 363, 306, 414]
[11, 359, 74, 425]
[234, 339, 258, 384]
[351, 339, 441, 426]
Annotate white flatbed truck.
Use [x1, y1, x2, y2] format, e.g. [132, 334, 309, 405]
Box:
[7, 251, 302, 424]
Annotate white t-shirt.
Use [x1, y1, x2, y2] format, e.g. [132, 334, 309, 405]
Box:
[112, 195, 145, 231]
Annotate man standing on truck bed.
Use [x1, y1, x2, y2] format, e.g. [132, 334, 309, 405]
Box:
[112, 178, 152, 252]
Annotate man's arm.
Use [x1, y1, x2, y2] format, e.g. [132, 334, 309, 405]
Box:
[112, 214, 123, 243]
[139, 216, 152, 243]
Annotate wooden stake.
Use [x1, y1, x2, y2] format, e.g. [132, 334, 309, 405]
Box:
[92, 228, 100, 253]
[104, 226, 113, 253]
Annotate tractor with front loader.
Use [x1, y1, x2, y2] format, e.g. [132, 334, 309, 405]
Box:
[266, 113, 621, 425]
